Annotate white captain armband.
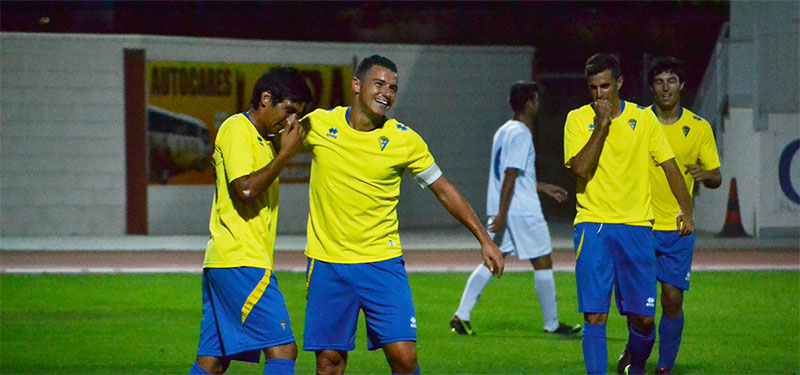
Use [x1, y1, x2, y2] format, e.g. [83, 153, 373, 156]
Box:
[414, 163, 442, 189]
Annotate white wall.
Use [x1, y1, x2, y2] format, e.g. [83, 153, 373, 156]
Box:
[1, 32, 533, 235]
[693, 1, 799, 238]
[1, 33, 130, 235]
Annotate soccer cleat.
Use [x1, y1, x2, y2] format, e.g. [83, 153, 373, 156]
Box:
[655, 367, 672, 375]
[545, 322, 582, 335]
[449, 316, 475, 336]
[623, 364, 631, 375]
[616, 345, 631, 375]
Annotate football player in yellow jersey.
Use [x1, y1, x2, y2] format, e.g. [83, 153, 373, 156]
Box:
[563, 54, 694, 375]
[629, 56, 720, 375]
[191, 67, 312, 375]
[300, 55, 504, 375]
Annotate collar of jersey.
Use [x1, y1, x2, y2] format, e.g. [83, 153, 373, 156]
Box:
[650, 105, 683, 122]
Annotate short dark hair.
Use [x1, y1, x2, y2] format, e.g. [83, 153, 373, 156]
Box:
[648, 56, 685, 85]
[585, 53, 622, 80]
[354, 55, 398, 80]
[509, 81, 540, 112]
[250, 66, 313, 109]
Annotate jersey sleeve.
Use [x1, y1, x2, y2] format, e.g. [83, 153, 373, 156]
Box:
[405, 129, 436, 174]
[647, 114, 676, 165]
[217, 121, 254, 183]
[502, 128, 530, 171]
[563, 109, 588, 168]
[698, 121, 721, 170]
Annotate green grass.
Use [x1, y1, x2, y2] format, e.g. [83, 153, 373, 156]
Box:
[1, 271, 798, 374]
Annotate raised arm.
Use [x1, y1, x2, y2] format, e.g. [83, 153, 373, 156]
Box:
[661, 158, 695, 236]
[568, 100, 612, 180]
[428, 176, 504, 277]
[231, 119, 305, 205]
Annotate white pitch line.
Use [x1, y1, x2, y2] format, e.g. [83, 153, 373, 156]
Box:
[2, 264, 797, 274]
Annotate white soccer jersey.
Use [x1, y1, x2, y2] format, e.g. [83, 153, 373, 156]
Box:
[486, 120, 543, 219]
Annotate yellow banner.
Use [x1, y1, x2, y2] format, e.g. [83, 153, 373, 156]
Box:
[146, 61, 352, 185]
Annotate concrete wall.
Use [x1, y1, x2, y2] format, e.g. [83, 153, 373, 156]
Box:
[693, 1, 799, 237]
[1, 32, 533, 235]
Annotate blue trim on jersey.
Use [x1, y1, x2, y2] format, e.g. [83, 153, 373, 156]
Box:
[650, 105, 684, 121]
[345, 106, 351, 123]
[493, 147, 502, 181]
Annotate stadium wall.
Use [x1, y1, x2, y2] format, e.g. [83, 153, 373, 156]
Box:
[0, 33, 534, 235]
[693, 1, 799, 238]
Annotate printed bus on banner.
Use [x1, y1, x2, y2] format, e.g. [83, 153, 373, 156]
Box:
[146, 61, 352, 185]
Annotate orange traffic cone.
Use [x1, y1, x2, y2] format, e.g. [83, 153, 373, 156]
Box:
[717, 178, 749, 237]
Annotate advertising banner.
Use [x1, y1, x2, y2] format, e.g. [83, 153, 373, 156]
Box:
[146, 61, 353, 184]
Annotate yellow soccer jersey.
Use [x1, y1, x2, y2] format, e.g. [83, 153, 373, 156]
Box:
[649, 106, 721, 230]
[204, 112, 280, 269]
[302, 106, 437, 263]
[564, 101, 675, 226]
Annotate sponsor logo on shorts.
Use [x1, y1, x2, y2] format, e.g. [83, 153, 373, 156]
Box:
[685, 272, 691, 282]
[646, 297, 655, 308]
[410, 317, 417, 329]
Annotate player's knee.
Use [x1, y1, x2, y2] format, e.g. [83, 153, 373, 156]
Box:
[195, 357, 229, 375]
[315, 350, 346, 375]
[629, 315, 655, 334]
[265, 342, 297, 361]
[389, 354, 418, 374]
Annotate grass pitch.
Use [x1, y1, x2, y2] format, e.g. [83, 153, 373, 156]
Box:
[1, 271, 798, 374]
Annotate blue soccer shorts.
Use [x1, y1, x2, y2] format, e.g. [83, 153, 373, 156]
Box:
[654, 230, 695, 291]
[303, 256, 417, 352]
[573, 223, 657, 317]
[197, 267, 295, 362]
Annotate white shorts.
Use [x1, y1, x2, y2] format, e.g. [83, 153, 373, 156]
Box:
[487, 215, 552, 260]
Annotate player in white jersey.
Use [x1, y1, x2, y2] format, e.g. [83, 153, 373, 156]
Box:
[450, 81, 581, 336]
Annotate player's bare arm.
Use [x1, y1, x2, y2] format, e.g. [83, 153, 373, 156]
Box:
[568, 100, 612, 180]
[685, 163, 722, 189]
[428, 176, 505, 277]
[487, 168, 518, 234]
[661, 158, 694, 236]
[231, 119, 306, 204]
[537, 182, 568, 203]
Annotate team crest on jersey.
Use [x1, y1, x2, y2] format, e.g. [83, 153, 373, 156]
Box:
[326, 127, 338, 139]
[379, 136, 389, 151]
[683, 126, 691, 136]
[628, 119, 637, 130]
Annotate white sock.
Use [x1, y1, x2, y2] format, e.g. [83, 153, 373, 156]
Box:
[455, 264, 493, 321]
[535, 269, 559, 331]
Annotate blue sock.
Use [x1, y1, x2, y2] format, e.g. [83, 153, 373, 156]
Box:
[657, 314, 684, 369]
[264, 358, 295, 375]
[189, 362, 213, 375]
[392, 366, 420, 375]
[582, 323, 607, 375]
[627, 325, 656, 375]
